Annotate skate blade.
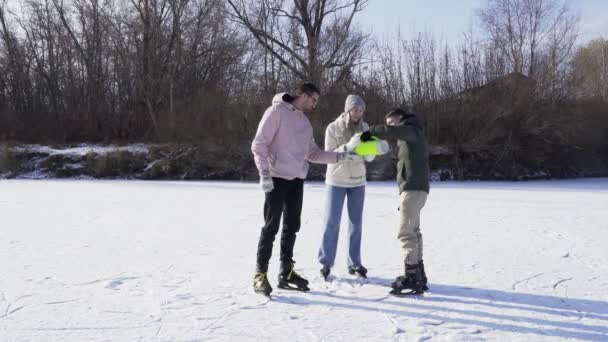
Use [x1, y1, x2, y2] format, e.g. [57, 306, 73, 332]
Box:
[277, 283, 310, 292]
[389, 289, 423, 297]
[348, 270, 368, 279]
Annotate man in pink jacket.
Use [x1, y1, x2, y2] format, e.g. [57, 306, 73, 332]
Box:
[251, 83, 361, 297]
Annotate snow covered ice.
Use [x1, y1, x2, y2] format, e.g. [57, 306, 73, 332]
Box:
[1, 179, 607, 341]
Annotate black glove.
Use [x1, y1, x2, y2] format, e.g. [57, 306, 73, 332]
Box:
[360, 131, 373, 142]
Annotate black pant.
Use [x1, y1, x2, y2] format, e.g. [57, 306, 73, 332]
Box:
[256, 177, 304, 273]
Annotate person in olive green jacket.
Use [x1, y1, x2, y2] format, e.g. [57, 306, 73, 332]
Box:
[362, 108, 430, 295]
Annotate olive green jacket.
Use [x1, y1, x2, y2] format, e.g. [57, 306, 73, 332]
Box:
[368, 115, 430, 193]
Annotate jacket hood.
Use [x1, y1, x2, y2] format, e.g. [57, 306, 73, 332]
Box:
[272, 92, 295, 104]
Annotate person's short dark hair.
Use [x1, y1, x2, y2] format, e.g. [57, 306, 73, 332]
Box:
[296, 82, 321, 97]
[384, 108, 408, 120]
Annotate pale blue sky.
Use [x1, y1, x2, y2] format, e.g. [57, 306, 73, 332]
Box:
[356, 0, 608, 46]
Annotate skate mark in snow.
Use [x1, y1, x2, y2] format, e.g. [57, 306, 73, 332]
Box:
[44, 299, 79, 305]
[27, 324, 147, 331]
[14, 294, 33, 302]
[161, 292, 196, 308]
[511, 272, 544, 290]
[160, 293, 200, 310]
[155, 318, 163, 338]
[239, 301, 270, 310]
[105, 276, 139, 289]
[74, 278, 112, 286]
[0, 293, 31, 320]
[200, 308, 239, 335]
[102, 310, 135, 315]
[384, 314, 405, 335]
[174, 293, 194, 300]
[370, 295, 390, 301]
[419, 319, 446, 326]
[0, 305, 24, 319]
[553, 278, 573, 289]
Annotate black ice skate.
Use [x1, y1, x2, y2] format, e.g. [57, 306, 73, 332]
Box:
[253, 272, 273, 297]
[320, 265, 331, 281]
[390, 263, 424, 296]
[277, 260, 310, 292]
[347, 265, 368, 278]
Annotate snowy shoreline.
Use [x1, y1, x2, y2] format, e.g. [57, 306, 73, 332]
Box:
[2, 143, 607, 181]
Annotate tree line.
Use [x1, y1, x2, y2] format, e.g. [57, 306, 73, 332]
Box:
[0, 0, 606, 172]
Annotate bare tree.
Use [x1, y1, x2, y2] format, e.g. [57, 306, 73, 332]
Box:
[572, 39, 608, 100]
[0, 1, 32, 121]
[478, 0, 579, 79]
[225, 0, 369, 87]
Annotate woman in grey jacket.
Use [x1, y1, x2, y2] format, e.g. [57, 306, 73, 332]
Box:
[318, 95, 375, 280]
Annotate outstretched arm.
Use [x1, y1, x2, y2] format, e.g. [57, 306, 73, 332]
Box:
[308, 136, 340, 164]
[368, 124, 422, 143]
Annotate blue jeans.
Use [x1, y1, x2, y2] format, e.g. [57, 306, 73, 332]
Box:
[318, 185, 365, 268]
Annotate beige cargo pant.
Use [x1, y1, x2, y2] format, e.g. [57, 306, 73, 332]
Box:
[398, 190, 428, 264]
